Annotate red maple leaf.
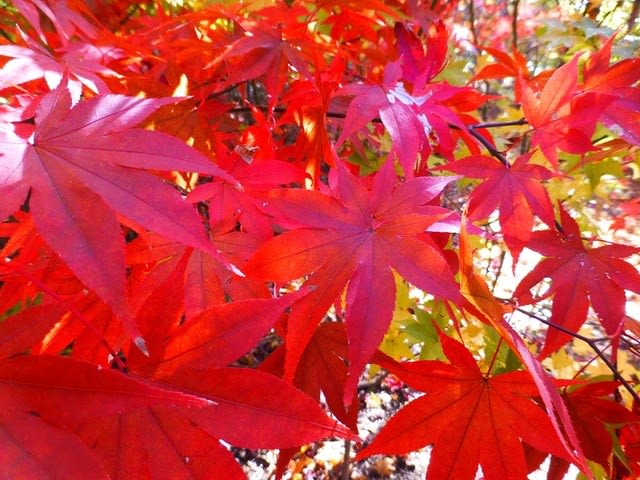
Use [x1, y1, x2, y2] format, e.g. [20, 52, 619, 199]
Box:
[438, 152, 556, 262]
[394, 21, 448, 90]
[334, 58, 471, 176]
[85, 290, 356, 479]
[12, 0, 99, 45]
[519, 55, 607, 167]
[0, 81, 237, 339]
[75, 365, 355, 480]
[514, 205, 640, 357]
[562, 381, 640, 469]
[581, 34, 640, 146]
[209, 6, 317, 102]
[0, 354, 209, 480]
[359, 335, 572, 479]
[261, 321, 358, 430]
[245, 160, 461, 403]
[188, 151, 306, 241]
[260, 322, 359, 479]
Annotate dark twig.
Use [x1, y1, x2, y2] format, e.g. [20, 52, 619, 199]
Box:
[516, 307, 640, 404]
[468, 0, 479, 46]
[471, 118, 527, 129]
[224, 101, 527, 167]
[511, 0, 520, 51]
[464, 126, 510, 166]
[341, 440, 351, 480]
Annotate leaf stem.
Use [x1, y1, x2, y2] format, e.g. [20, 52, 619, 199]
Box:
[486, 337, 504, 375]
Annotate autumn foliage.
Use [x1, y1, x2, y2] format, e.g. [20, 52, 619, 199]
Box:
[1, 0, 640, 478]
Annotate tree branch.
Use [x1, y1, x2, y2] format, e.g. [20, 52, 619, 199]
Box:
[515, 307, 640, 404]
[511, 0, 520, 51]
[225, 103, 528, 167]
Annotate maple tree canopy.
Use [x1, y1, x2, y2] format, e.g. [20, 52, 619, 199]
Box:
[0, 0, 639, 479]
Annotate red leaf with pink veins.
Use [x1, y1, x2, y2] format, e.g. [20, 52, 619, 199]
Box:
[0, 82, 237, 338]
[514, 205, 640, 357]
[245, 161, 461, 404]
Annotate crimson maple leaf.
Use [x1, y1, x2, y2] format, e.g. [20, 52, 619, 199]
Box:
[0, 81, 237, 340]
[394, 21, 448, 91]
[439, 153, 556, 262]
[519, 55, 607, 167]
[188, 152, 306, 241]
[514, 205, 640, 357]
[75, 367, 354, 480]
[209, 6, 316, 102]
[581, 34, 640, 145]
[87, 290, 356, 479]
[359, 336, 572, 479]
[0, 354, 209, 480]
[260, 321, 359, 479]
[245, 160, 462, 403]
[562, 381, 640, 469]
[261, 321, 358, 430]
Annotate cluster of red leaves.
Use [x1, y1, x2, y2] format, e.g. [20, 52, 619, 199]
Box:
[0, 0, 639, 479]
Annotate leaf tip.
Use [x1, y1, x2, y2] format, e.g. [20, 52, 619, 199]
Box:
[134, 336, 150, 357]
[229, 263, 245, 277]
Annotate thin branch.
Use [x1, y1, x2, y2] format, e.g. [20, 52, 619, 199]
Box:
[341, 440, 351, 480]
[516, 307, 640, 404]
[471, 118, 527, 129]
[224, 102, 528, 167]
[203, 83, 242, 101]
[464, 126, 510, 166]
[511, 0, 520, 51]
[468, 0, 479, 46]
[490, 249, 506, 292]
[628, 0, 640, 33]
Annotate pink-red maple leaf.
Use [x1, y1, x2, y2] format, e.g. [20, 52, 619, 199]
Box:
[439, 153, 556, 262]
[514, 205, 640, 357]
[581, 34, 640, 145]
[245, 160, 461, 403]
[0, 81, 237, 338]
[0, 37, 120, 101]
[519, 55, 606, 167]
